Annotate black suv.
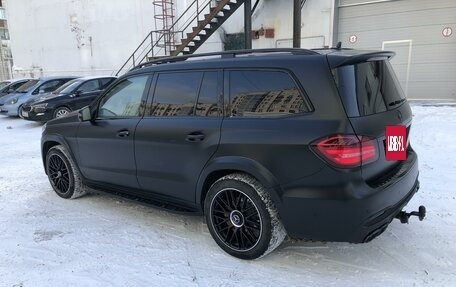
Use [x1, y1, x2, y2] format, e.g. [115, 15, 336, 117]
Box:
[41, 48, 422, 259]
[22, 76, 116, 121]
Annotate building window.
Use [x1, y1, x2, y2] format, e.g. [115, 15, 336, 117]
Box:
[0, 8, 6, 21]
[0, 28, 9, 40]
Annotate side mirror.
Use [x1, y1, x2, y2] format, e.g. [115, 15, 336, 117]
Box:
[70, 90, 82, 98]
[78, 106, 93, 122]
[39, 89, 45, 94]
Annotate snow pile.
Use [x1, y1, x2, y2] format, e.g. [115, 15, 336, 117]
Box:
[0, 105, 455, 286]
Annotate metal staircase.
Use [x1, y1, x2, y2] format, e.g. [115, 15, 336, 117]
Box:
[116, 0, 245, 76]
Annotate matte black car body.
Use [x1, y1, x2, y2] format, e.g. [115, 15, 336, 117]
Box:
[22, 76, 116, 122]
[41, 49, 420, 248]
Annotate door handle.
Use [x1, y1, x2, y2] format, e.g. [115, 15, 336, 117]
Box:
[116, 130, 130, 137]
[186, 132, 205, 142]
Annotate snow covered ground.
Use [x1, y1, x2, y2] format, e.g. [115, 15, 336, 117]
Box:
[0, 105, 455, 287]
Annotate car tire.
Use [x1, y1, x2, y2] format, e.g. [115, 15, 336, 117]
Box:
[18, 105, 24, 119]
[204, 173, 286, 260]
[54, 107, 71, 119]
[45, 145, 88, 199]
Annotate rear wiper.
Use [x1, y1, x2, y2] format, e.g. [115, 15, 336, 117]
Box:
[388, 98, 406, 107]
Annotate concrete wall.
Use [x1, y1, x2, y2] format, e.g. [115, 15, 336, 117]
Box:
[175, 0, 335, 53]
[5, 0, 334, 77]
[5, 0, 156, 77]
[248, 0, 335, 49]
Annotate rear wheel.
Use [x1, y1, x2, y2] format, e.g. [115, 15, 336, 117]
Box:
[204, 173, 286, 260]
[54, 107, 71, 119]
[46, 145, 88, 199]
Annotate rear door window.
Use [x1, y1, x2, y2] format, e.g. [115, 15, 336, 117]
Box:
[78, 79, 101, 93]
[195, 72, 220, 117]
[100, 78, 115, 90]
[334, 60, 406, 117]
[228, 70, 310, 117]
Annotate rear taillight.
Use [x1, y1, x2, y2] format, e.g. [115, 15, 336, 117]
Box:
[311, 134, 379, 168]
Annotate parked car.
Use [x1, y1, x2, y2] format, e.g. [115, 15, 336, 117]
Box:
[0, 76, 77, 117]
[0, 79, 34, 99]
[41, 48, 423, 259]
[21, 76, 116, 121]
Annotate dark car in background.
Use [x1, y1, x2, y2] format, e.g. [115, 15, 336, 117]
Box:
[0, 79, 34, 99]
[22, 76, 116, 121]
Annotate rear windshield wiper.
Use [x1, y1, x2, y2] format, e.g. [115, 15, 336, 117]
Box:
[388, 98, 406, 107]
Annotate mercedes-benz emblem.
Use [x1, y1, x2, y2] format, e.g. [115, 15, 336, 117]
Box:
[397, 110, 402, 120]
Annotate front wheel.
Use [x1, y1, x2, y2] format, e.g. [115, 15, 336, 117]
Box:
[18, 105, 24, 118]
[204, 173, 286, 260]
[46, 145, 88, 199]
[54, 107, 71, 119]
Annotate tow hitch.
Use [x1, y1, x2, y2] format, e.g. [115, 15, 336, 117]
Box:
[395, 205, 426, 224]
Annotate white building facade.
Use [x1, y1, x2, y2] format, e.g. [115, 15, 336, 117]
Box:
[4, 0, 456, 100]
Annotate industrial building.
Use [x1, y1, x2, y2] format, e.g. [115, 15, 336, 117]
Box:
[2, 0, 455, 100]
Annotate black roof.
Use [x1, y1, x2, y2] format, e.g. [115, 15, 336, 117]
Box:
[128, 48, 395, 75]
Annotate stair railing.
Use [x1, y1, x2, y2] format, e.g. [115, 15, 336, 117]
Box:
[116, 0, 215, 75]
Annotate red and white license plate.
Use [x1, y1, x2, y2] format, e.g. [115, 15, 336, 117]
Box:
[385, 125, 407, 161]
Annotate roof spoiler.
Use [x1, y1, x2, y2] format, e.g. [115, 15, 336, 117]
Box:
[328, 51, 396, 68]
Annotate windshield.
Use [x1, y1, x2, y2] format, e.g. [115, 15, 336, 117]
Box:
[0, 81, 10, 89]
[16, 80, 39, 93]
[333, 60, 406, 117]
[52, 79, 82, 94]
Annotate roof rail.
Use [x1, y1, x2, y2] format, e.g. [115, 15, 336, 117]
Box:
[132, 48, 318, 70]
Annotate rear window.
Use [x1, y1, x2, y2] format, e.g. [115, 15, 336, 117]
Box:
[333, 61, 406, 117]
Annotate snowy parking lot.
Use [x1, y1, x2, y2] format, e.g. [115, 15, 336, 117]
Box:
[0, 105, 455, 287]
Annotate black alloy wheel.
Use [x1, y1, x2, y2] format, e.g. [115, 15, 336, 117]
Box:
[47, 153, 71, 195]
[205, 174, 286, 260]
[210, 188, 262, 252]
[45, 145, 88, 199]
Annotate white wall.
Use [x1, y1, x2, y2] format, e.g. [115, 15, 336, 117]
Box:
[5, 0, 334, 77]
[5, 0, 156, 77]
[196, 0, 335, 52]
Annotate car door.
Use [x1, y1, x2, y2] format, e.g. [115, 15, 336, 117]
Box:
[76, 75, 151, 188]
[69, 79, 103, 110]
[135, 70, 223, 203]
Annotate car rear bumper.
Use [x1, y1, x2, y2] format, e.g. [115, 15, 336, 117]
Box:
[276, 148, 420, 243]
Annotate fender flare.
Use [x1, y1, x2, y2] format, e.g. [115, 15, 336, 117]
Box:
[41, 134, 79, 175]
[196, 156, 284, 209]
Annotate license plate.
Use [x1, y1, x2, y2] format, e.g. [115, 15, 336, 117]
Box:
[22, 111, 29, 117]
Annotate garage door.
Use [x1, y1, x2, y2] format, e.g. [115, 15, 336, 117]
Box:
[337, 0, 456, 101]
